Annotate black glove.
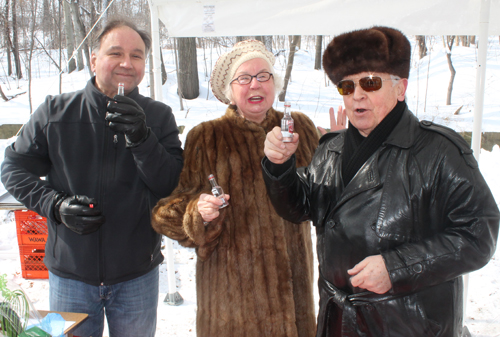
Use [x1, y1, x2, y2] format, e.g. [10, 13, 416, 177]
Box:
[54, 194, 106, 235]
[106, 95, 150, 148]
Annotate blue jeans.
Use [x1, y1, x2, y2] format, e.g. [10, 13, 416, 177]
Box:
[49, 266, 159, 337]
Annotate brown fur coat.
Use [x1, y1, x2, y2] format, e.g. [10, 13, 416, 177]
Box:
[152, 106, 319, 337]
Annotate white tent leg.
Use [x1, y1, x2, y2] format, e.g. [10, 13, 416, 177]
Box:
[164, 237, 184, 305]
[471, 0, 490, 159]
[148, 0, 183, 306]
[465, 0, 490, 328]
[148, 1, 164, 102]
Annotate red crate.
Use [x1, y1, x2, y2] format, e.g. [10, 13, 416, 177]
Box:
[15, 210, 48, 245]
[18, 244, 48, 279]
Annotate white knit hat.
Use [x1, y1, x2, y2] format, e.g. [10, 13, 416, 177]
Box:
[210, 39, 275, 104]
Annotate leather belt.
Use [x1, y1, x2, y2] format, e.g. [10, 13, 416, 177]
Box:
[318, 273, 413, 337]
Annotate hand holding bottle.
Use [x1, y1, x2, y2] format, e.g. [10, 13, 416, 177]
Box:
[197, 193, 231, 223]
[198, 174, 230, 224]
[264, 126, 299, 164]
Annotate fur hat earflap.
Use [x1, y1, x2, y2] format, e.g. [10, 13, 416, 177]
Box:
[323, 26, 411, 84]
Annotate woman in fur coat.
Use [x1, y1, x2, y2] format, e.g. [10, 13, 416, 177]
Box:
[152, 40, 323, 337]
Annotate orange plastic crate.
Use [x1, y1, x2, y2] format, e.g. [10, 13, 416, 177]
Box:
[15, 210, 48, 245]
[18, 244, 48, 279]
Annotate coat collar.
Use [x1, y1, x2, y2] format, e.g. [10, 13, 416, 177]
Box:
[383, 105, 420, 149]
[85, 76, 141, 111]
[324, 104, 419, 153]
[224, 105, 281, 133]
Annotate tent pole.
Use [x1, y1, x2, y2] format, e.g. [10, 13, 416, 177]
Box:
[148, 1, 163, 102]
[148, 0, 183, 306]
[471, 0, 490, 160]
[465, 0, 490, 326]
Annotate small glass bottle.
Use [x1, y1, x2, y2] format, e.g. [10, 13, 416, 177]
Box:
[281, 101, 294, 142]
[208, 174, 228, 208]
[117, 83, 125, 96]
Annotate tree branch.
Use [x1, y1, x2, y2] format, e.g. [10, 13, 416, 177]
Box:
[34, 36, 62, 72]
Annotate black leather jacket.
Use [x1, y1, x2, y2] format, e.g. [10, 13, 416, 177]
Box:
[263, 106, 499, 337]
[1, 78, 183, 286]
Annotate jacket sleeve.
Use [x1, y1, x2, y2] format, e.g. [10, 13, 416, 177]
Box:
[1, 99, 61, 222]
[129, 103, 183, 200]
[382, 140, 500, 294]
[262, 155, 314, 224]
[261, 111, 320, 224]
[151, 123, 225, 261]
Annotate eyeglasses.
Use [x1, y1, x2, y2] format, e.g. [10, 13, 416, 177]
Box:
[231, 72, 273, 85]
[336, 75, 400, 95]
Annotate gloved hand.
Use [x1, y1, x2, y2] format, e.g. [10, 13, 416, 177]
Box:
[106, 95, 150, 148]
[54, 194, 106, 235]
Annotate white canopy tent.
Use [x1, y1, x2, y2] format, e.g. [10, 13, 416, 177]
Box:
[146, 0, 497, 307]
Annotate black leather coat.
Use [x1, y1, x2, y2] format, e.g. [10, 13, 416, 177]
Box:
[263, 106, 499, 337]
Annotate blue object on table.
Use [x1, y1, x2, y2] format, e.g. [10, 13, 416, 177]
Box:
[40, 312, 65, 337]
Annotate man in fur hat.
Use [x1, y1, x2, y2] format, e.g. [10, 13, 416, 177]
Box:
[262, 26, 499, 337]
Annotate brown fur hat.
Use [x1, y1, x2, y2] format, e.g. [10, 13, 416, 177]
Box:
[323, 26, 411, 84]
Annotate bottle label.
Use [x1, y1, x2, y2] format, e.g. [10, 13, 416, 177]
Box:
[281, 120, 294, 138]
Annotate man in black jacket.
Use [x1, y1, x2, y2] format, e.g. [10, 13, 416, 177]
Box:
[1, 19, 183, 337]
[262, 26, 499, 337]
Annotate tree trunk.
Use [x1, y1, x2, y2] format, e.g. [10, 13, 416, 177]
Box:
[70, 0, 91, 76]
[416, 36, 427, 59]
[444, 36, 455, 105]
[63, 0, 76, 73]
[235, 36, 244, 43]
[263, 36, 273, 52]
[160, 48, 167, 85]
[59, 0, 62, 93]
[71, 5, 84, 71]
[11, 0, 22, 79]
[28, 0, 39, 114]
[278, 35, 300, 102]
[314, 35, 322, 70]
[101, 0, 109, 24]
[173, 38, 184, 110]
[4, 0, 12, 76]
[177, 37, 199, 100]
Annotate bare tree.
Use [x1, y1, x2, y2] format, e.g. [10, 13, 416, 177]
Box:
[63, 0, 76, 73]
[101, 0, 109, 24]
[416, 36, 427, 59]
[3, 0, 12, 76]
[70, 0, 91, 76]
[278, 35, 300, 102]
[314, 35, 322, 70]
[443, 36, 456, 105]
[27, 0, 39, 113]
[11, 0, 22, 79]
[177, 37, 199, 100]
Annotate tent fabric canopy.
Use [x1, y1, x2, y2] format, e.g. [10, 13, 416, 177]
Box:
[150, 0, 500, 37]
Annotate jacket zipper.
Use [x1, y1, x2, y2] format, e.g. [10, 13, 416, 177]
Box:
[99, 107, 112, 284]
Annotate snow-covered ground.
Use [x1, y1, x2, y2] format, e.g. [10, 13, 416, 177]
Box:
[0, 36, 499, 336]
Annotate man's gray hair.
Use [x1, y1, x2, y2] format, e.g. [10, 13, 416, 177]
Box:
[93, 18, 152, 56]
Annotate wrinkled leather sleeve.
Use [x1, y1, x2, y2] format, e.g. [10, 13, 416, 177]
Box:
[262, 155, 313, 224]
[382, 138, 499, 293]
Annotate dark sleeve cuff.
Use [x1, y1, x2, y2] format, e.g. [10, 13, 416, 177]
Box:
[264, 156, 295, 177]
